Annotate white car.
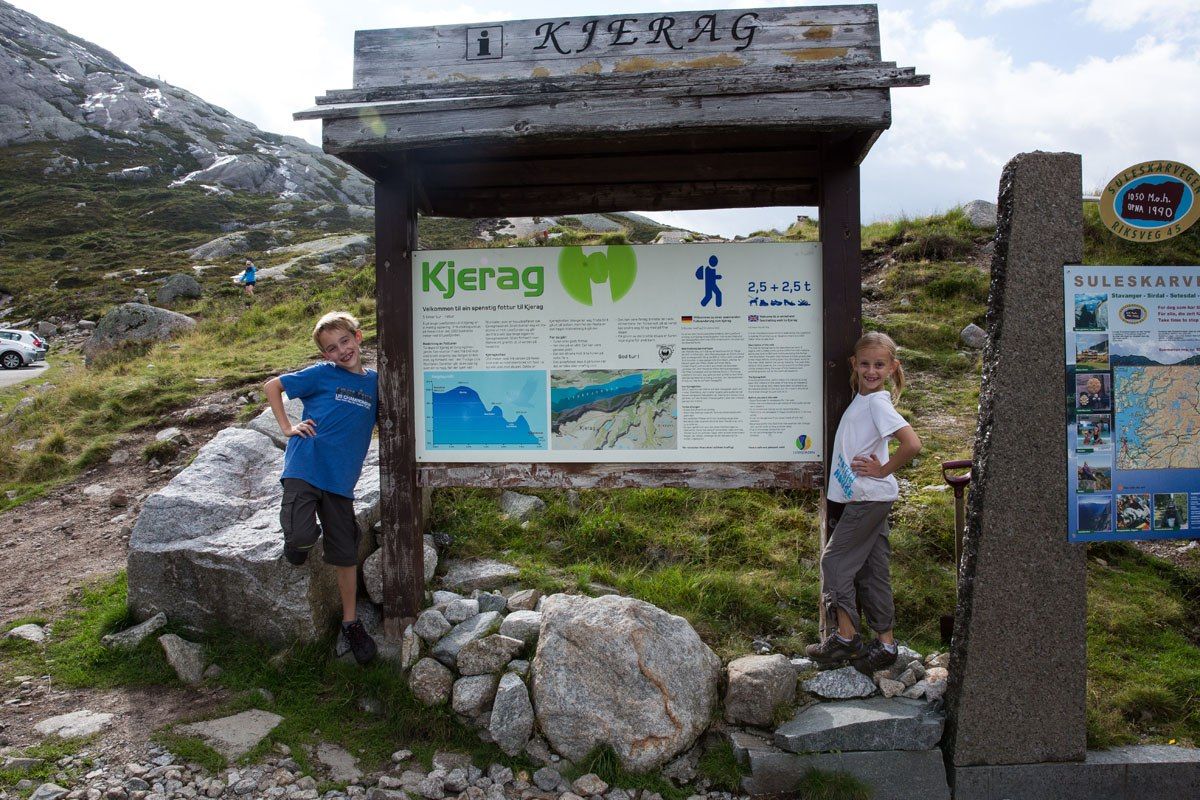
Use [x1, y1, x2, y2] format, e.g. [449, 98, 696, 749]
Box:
[0, 337, 43, 369]
[0, 329, 47, 354]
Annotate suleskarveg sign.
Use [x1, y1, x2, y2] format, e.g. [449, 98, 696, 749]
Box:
[1065, 265, 1200, 542]
[411, 243, 823, 464]
[1097, 160, 1200, 243]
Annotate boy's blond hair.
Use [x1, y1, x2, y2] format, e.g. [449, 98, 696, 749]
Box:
[312, 311, 360, 348]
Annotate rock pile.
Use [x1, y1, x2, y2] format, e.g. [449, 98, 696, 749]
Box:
[3, 740, 752, 800]
[724, 645, 952, 799]
[120, 411, 950, 799]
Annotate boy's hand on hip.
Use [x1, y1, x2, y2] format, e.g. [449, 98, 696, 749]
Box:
[851, 454, 884, 478]
[287, 419, 316, 438]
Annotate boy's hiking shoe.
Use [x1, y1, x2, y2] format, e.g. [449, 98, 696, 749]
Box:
[342, 620, 377, 665]
[282, 545, 309, 565]
[852, 639, 898, 676]
[804, 633, 863, 666]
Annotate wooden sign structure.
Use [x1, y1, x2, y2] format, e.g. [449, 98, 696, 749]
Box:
[296, 4, 926, 632]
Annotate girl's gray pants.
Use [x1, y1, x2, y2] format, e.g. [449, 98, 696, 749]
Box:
[820, 500, 896, 635]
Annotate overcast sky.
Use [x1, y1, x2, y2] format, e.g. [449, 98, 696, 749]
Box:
[13, 0, 1200, 237]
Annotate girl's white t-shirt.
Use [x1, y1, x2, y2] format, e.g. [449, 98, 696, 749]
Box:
[827, 390, 909, 503]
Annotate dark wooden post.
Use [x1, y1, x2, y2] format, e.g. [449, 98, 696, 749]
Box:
[817, 146, 862, 638]
[375, 170, 425, 636]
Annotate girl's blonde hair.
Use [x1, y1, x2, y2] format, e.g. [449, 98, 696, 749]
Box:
[312, 311, 360, 348]
[850, 331, 906, 401]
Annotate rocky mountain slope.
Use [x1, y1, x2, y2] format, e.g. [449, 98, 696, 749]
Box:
[0, 0, 371, 205]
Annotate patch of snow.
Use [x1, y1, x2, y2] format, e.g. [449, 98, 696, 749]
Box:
[169, 154, 238, 187]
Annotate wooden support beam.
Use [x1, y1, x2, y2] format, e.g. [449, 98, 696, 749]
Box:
[817, 141, 862, 638]
[375, 173, 425, 636]
[418, 461, 822, 490]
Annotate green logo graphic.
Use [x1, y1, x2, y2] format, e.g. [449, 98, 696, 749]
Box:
[558, 245, 637, 305]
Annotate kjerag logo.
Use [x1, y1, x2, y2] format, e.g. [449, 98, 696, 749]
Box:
[558, 245, 637, 305]
[421, 260, 544, 299]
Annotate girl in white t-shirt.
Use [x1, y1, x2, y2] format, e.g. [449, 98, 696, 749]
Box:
[805, 332, 922, 673]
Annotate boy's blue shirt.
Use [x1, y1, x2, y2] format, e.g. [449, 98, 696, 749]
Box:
[279, 362, 378, 499]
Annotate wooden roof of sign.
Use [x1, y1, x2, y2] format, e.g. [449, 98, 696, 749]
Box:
[296, 4, 926, 216]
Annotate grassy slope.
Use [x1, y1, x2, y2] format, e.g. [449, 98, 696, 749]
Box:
[2, 203, 1198, 774]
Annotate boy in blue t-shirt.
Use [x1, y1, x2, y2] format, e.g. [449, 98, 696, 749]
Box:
[263, 311, 379, 663]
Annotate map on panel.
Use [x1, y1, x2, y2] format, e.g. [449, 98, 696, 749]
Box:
[550, 369, 678, 450]
[1115, 366, 1200, 470]
[425, 370, 547, 450]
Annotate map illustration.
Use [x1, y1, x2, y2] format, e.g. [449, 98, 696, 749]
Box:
[1115, 366, 1200, 470]
[425, 370, 547, 450]
[551, 369, 677, 450]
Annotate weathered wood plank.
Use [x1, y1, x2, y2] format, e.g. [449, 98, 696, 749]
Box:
[375, 173, 425, 633]
[420, 179, 818, 217]
[315, 62, 918, 106]
[419, 149, 821, 189]
[299, 71, 919, 120]
[354, 6, 880, 88]
[418, 461, 823, 490]
[322, 89, 890, 154]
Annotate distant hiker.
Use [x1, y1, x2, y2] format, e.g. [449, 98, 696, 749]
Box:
[807, 331, 922, 675]
[239, 259, 257, 297]
[263, 311, 379, 664]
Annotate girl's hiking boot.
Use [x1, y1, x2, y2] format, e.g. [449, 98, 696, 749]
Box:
[852, 639, 898, 676]
[342, 620, 377, 665]
[805, 633, 863, 666]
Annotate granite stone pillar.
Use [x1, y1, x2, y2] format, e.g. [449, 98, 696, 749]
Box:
[945, 151, 1086, 767]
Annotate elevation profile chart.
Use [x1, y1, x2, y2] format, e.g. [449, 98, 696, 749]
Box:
[424, 370, 548, 450]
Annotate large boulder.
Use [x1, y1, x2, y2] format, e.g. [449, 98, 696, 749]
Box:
[961, 199, 998, 229]
[531, 594, 721, 773]
[185, 232, 250, 261]
[82, 303, 195, 365]
[155, 274, 202, 306]
[127, 427, 380, 646]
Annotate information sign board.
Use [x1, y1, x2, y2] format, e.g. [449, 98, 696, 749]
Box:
[413, 243, 823, 463]
[1065, 265, 1200, 541]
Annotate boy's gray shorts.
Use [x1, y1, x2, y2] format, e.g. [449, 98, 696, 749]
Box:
[280, 478, 360, 567]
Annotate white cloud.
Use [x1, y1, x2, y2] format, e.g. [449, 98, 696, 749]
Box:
[983, 0, 1050, 13]
[1084, 0, 1200, 37]
[869, 12, 1200, 216]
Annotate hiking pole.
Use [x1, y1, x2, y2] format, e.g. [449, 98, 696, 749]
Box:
[940, 459, 972, 644]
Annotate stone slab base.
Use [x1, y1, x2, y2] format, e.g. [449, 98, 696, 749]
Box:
[953, 745, 1200, 799]
[741, 746, 950, 799]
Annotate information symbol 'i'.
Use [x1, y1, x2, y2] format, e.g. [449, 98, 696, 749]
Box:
[466, 26, 503, 60]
